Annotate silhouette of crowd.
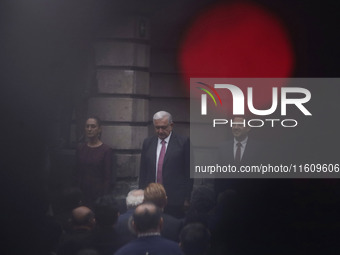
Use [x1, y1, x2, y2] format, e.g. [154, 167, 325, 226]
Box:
[38, 181, 267, 255]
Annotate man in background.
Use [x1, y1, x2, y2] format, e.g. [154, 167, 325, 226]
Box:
[214, 116, 268, 196]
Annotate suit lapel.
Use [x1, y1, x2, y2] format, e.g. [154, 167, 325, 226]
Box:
[151, 136, 159, 170]
[241, 139, 250, 163]
[162, 132, 175, 170]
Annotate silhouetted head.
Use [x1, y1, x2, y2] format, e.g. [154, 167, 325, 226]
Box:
[71, 206, 95, 230]
[180, 223, 211, 255]
[93, 195, 119, 227]
[132, 202, 163, 234]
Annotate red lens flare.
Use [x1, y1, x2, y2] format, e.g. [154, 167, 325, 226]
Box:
[179, 2, 294, 110]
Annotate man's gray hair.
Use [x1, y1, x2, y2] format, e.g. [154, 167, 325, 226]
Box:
[153, 111, 173, 124]
[126, 189, 144, 209]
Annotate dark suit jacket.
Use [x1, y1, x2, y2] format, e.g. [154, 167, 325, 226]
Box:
[161, 213, 184, 242]
[139, 132, 193, 206]
[217, 138, 266, 166]
[115, 208, 136, 243]
[214, 137, 269, 196]
[92, 226, 127, 255]
[57, 228, 95, 255]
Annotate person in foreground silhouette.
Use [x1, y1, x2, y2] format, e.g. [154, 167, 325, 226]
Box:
[114, 202, 183, 255]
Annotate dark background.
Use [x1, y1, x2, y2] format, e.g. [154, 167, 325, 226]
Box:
[1, 0, 339, 254]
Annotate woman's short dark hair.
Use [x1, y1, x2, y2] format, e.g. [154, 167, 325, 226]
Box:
[86, 116, 102, 127]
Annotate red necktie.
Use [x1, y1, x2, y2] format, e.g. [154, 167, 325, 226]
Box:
[235, 142, 242, 162]
[157, 140, 166, 183]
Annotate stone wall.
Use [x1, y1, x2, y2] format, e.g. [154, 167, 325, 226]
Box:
[88, 15, 151, 189]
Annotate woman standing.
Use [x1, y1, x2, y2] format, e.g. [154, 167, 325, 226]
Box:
[75, 117, 114, 207]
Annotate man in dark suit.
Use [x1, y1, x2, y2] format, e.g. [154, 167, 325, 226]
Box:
[139, 111, 193, 218]
[214, 117, 290, 253]
[114, 203, 183, 255]
[214, 116, 267, 196]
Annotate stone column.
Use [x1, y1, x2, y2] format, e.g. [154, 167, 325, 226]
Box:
[88, 16, 150, 189]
